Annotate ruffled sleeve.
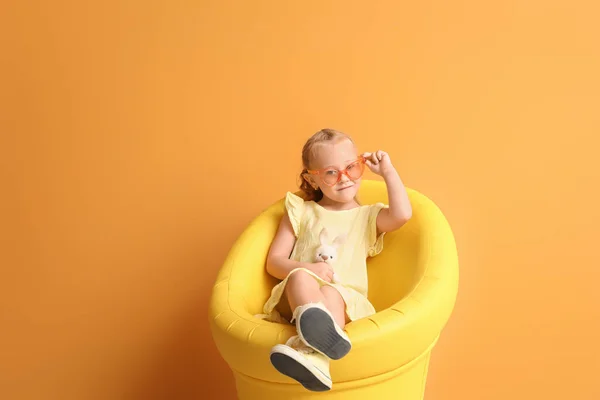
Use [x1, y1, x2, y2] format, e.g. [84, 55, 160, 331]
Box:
[285, 192, 305, 237]
[366, 202, 389, 257]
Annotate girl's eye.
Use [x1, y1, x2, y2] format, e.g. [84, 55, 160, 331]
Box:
[325, 170, 338, 176]
[347, 162, 358, 171]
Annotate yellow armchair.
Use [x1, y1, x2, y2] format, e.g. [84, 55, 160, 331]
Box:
[209, 180, 459, 399]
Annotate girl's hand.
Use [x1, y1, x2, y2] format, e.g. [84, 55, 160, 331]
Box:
[363, 150, 396, 177]
[306, 262, 334, 283]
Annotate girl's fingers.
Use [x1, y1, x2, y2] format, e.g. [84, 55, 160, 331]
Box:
[363, 151, 384, 167]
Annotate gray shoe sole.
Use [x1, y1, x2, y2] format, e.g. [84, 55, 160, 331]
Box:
[270, 352, 331, 392]
[299, 308, 351, 360]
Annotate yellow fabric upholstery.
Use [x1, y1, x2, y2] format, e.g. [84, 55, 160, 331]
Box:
[209, 180, 459, 399]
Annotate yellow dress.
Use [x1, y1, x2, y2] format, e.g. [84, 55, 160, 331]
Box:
[261, 191, 389, 323]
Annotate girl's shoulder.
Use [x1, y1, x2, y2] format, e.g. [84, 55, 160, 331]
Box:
[285, 191, 378, 216]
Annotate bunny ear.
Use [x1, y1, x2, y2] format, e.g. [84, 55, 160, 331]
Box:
[332, 234, 346, 248]
[319, 227, 329, 244]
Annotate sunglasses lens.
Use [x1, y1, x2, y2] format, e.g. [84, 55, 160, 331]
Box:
[346, 161, 364, 179]
[323, 170, 339, 185]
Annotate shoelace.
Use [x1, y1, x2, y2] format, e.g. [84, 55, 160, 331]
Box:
[285, 336, 316, 355]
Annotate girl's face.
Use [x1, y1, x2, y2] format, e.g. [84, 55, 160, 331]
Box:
[304, 138, 362, 205]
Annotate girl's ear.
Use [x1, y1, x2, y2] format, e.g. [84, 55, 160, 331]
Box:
[319, 227, 329, 245]
[332, 234, 346, 248]
[302, 173, 319, 190]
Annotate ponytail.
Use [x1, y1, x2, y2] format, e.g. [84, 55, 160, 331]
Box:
[298, 169, 323, 202]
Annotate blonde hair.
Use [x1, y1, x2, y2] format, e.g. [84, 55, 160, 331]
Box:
[298, 128, 355, 201]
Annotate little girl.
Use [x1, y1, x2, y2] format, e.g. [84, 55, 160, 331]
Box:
[262, 128, 412, 392]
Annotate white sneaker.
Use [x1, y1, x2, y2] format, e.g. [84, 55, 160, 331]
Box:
[270, 336, 332, 392]
[292, 302, 352, 360]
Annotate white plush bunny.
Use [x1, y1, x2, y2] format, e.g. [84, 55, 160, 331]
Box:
[315, 227, 346, 283]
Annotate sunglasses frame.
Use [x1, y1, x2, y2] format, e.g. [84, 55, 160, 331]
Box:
[306, 155, 367, 187]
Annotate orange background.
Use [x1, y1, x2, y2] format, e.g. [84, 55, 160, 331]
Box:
[2, 1, 599, 399]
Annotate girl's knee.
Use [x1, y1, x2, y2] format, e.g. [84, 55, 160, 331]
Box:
[320, 285, 336, 295]
[320, 285, 343, 301]
[286, 269, 318, 287]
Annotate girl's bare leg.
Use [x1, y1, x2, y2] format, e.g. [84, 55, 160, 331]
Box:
[283, 271, 349, 328]
[320, 285, 349, 328]
[284, 270, 325, 313]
